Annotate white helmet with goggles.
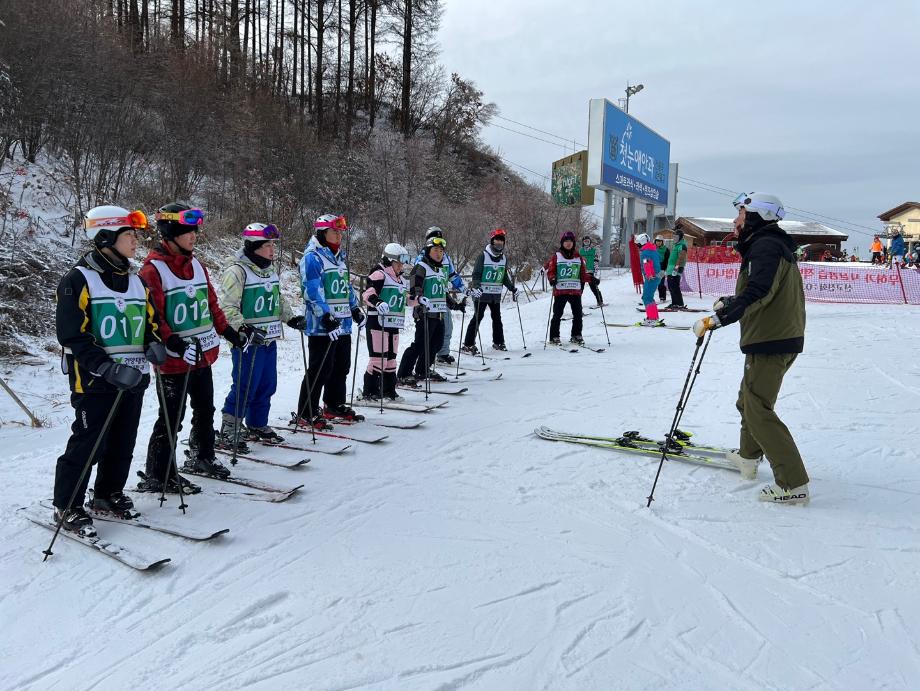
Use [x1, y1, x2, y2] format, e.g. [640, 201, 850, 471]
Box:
[84, 205, 147, 248]
[732, 192, 785, 222]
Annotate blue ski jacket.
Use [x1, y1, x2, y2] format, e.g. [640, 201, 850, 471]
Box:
[298, 238, 359, 336]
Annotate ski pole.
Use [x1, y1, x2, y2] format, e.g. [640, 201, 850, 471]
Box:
[292, 335, 334, 437]
[455, 299, 467, 380]
[670, 330, 713, 442]
[514, 294, 527, 350]
[598, 300, 611, 346]
[349, 321, 362, 408]
[543, 290, 554, 349]
[43, 389, 125, 561]
[473, 296, 486, 365]
[231, 342, 260, 466]
[158, 355, 193, 510]
[379, 329, 387, 415]
[646, 331, 712, 507]
[297, 330, 317, 444]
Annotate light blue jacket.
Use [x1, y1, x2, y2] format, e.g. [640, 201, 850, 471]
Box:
[298, 238, 359, 336]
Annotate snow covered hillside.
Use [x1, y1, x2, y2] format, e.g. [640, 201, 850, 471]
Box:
[1, 275, 918, 690]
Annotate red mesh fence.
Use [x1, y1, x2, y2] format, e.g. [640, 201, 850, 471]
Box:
[685, 260, 920, 305]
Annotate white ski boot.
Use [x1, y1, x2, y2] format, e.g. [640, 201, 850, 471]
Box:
[726, 449, 762, 480]
[758, 483, 809, 505]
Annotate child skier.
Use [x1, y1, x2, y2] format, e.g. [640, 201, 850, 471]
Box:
[360, 243, 417, 401]
[547, 231, 590, 345]
[461, 228, 518, 354]
[417, 227, 465, 365]
[666, 226, 689, 309]
[293, 214, 365, 429]
[579, 235, 604, 306]
[217, 223, 303, 451]
[53, 206, 165, 535]
[398, 236, 464, 385]
[137, 202, 252, 494]
[637, 232, 666, 326]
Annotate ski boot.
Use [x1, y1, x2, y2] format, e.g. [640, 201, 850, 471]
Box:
[323, 404, 365, 422]
[570, 336, 585, 346]
[183, 449, 232, 479]
[726, 449, 762, 480]
[436, 353, 455, 365]
[549, 337, 561, 345]
[88, 490, 138, 519]
[425, 368, 448, 383]
[54, 506, 96, 538]
[640, 318, 663, 327]
[758, 483, 809, 505]
[385, 393, 406, 403]
[135, 470, 202, 495]
[216, 414, 251, 454]
[492, 343, 508, 351]
[460, 344, 478, 356]
[246, 425, 285, 445]
[290, 411, 334, 431]
[397, 375, 420, 388]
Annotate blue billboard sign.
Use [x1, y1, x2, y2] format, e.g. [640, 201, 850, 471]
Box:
[586, 99, 670, 206]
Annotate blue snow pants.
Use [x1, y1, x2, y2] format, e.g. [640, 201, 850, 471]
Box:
[222, 340, 278, 428]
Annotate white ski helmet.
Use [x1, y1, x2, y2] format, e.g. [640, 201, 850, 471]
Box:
[314, 213, 347, 236]
[382, 242, 410, 264]
[732, 192, 786, 222]
[425, 226, 444, 240]
[84, 205, 147, 248]
[634, 233, 650, 246]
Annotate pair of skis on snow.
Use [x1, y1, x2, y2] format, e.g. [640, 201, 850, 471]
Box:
[534, 426, 738, 472]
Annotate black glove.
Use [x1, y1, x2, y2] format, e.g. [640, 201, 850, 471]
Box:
[165, 334, 191, 358]
[98, 361, 143, 391]
[511, 289, 519, 302]
[287, 315, 307, 331]
[677, 266, 685, 275]
[713, 295, 735, 311]
[223, 326, 246, 349]
[145, 342, 168, 366]
[549, 278, 557, 287]
[321, 313, 341, 332]
[351, 306, 366, 327]
[412, 305, 425, 321]
[590, 276, 600, 288]
[240, 324, 267, 347]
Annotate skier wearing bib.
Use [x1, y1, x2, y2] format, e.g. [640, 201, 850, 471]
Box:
[52, 206, 165, 536]
[546, 230, 590, 345]
[637, 232, 665, 326]
[461, 228, 518, 354]
[294, 214, 366, 429]
[654, 236, 670, 302]
[360, 243, 418, 401]
[416, 227, 465, 365]
[218, 223, 302, 451]
[666, 225, 689, 309]
[399, 236, 464, 384]
[138, 203, 250, 494]
[579, 235, 604, 306]
[693, 192, 809, 505]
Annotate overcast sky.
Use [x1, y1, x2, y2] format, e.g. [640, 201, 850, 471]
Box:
[438, 0, 919, 251]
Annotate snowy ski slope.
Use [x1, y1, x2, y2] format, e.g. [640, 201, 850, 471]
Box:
[1, 275, 918, 690]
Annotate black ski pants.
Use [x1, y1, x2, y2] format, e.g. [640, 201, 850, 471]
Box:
[657, 277, 667, 301]
[582, 275, 604, 305]
[146, 367, 215, 479]
[464, 300, 505, 347]
[54, 389, 145, 509]
[666, 274, 685, 307]
[550, 294, 583, 340]
[399, 315, 444, 378]
[297, 334, 351, 417]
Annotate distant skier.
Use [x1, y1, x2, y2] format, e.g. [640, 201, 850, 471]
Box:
[654, 235, 669, 302]
[53, 206, 164, 535]
[416, 227, 465, 365]
[889, 229, 906, 268]
[666, 224, 689, 309]
[636, 233, 665, 326]
[462, 228, 518, 354]
[693, 192, 809, 505]
[579, 235, 604, 306]
[546, 230, 589, 345]
[360, 242, 417, 401]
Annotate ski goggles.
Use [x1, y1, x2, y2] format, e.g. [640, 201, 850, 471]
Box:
[429, 237, 447, 248]
[314, 215, 348, 231]
[732, 193, 786, 220]
[243, 223, 281, 240]
[155, 208, 205, 226]
[84, 209, 148, 230]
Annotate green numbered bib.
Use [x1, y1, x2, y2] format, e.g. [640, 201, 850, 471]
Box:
[555, 255, 582, 290]
[323, 267, 351, 318]
[423, 271, 448, 313]
[379, 284, 407, 328]
[164, 285, 213, 334]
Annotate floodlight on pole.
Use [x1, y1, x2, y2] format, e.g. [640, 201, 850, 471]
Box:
[625, 83, 644, 114]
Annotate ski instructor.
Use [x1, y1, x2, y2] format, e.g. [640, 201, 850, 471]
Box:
[692, 192, 810, 505]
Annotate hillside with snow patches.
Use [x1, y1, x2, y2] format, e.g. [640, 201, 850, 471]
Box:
[1, 276, 919, 690]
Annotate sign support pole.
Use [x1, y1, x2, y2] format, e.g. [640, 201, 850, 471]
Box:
[601, 190, 613, 271]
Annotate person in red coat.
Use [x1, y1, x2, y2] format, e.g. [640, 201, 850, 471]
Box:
[137, 202, 253, 494]
[545, 231, 590, 345]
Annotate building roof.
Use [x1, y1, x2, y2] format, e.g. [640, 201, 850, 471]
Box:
[679, 217, 848, 239]
[878, 202, 920, 221]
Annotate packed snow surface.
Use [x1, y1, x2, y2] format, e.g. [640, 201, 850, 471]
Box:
[1, 275, 918, 690]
